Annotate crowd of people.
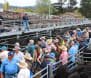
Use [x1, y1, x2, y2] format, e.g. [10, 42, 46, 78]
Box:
[0, 27, 91, 78]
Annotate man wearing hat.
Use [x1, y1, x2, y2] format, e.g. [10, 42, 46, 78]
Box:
[0, 46, 8, 62]
[49, 53, 56, 64]
[41, 55, 51, 78]
[24, 52, 33, 70]
[76, 28, 82, 37]
[27, 40, 35, 57]
[40, 36, 46, 48]
[0, 51, 19, 78]
[23, 13, 30, 32]
[13, 46, 24, 61]
[68, 41, 78, 64]
[17, 60, 30, 78]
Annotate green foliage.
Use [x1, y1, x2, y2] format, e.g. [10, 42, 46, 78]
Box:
[4, 2, 10, 10]
[70, 0, 77, 8]
[36, 0, 52, 14]
[79, 0, 91, 18]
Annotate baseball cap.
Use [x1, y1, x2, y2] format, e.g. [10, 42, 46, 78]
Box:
[44, 55, 50, 58]
[0, 46, 7, 50]
[49, 53, 55, 58]
[8, 51, 15, 56]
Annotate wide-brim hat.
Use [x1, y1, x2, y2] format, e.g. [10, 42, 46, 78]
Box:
[54, 39, 59, 43]
[29, 40, 34, 44]
[40, 36, 46, 40]
[16, 60, 28, 68]
[62, 46, 67, 51]
[24, 52, 33, 61]
[83, 29, 87, 32]
[59, 45, 66, 49]
[13, 46, 21, 50]
[45, 50, 49, 53]
[77, 28, 81, 31]
[73, 30, 76, 33]
[46, 39, 52, 44]
[15, 42, 20, 47]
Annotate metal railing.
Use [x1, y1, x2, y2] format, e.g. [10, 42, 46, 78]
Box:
[32, 46, 86, 78]
[77, 47, 91, 64]
[32, 56, 76, 78]
[1, 18, 90, 32]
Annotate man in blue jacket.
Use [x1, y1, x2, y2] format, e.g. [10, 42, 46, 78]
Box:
[23, 13, 30, 32]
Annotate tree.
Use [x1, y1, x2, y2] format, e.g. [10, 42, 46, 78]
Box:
[36, 0, 52, 15]
[65, 0, 77, 12]
[4, 1, 10, 10]
[53, 0, 77, 14]
[69, 0, 77, 8]
[79, 0, 91, 18]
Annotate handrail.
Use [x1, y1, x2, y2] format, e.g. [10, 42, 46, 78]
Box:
[32, 46, 86, 78]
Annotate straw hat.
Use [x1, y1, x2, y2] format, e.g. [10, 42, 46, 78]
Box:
[59, 45, 66, 49]
[45, 50, 49, 53]
[17, 60, 28, 68]
[40, 36, 46, 40]
[46, 39, 52, 44]
[13, 46, 21, 50]
[83, 29, 87, 32]
[62, 46, 67, 51]
[77, 28, 80, 31]
[24, 52, 33, 61]
[54, 39, 59, 43]
[15, 42, 20, 47]
[29, 40, 34, 44]
[73, 30, 76, 33]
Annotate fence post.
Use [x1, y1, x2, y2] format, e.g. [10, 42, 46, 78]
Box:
[48, 64, 53, 78]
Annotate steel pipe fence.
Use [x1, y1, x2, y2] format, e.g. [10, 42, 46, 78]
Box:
[0, 24, 91, 51]
[32, 56, 76, 78]
[1, 18, 90, 31]
[32, 46, 86, 78]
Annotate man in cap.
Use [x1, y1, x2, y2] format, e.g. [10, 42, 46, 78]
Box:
[41, 55, 51, 68]
[40, 55, 51, 78]
[0, 51, 19, 78]
[27, 40, 35, 57]
[13, 46, 24, 61]
[23, 13, 30, 32]
[0, 46, 8, 62]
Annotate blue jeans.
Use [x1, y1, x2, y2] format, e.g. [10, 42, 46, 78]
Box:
[33, 62, 39, 74]
[0, 25, 1, 29]
[23, 21, 30, 31]
[5, 73, 17, 78]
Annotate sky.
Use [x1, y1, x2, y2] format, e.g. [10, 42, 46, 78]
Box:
[0, 0, 80, 7]
[0, 0, 58, 7]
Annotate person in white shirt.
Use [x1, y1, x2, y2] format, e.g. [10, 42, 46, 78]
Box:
[13, 46, 24, 61]
[0, 46, 8, 62]
[17, 60, 30, 78]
